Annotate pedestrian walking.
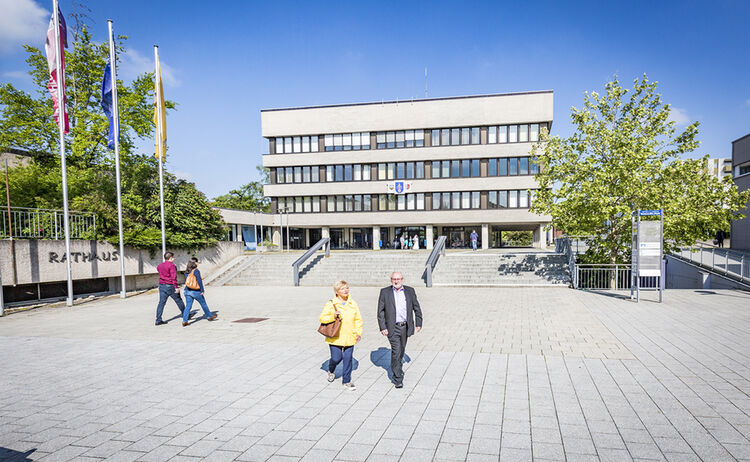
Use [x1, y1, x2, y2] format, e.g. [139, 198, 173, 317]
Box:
[155, 251, 188, 326]
[181, 259, 217, 327]
[320, 280, 363, 390]
[470, 229, 479, 251]
[715, 230, 725, 248]
[377, 272, 423, 388]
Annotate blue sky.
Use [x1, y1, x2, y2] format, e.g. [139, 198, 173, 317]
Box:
[1, 0, 749, 198]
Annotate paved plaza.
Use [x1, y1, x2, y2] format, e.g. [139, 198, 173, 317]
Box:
[0, 286, 749, 461]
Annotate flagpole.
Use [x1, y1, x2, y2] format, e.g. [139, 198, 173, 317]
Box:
[154, 45, 166, 256]
[53, 0, 73, 306]
[108, 20, 126, 298]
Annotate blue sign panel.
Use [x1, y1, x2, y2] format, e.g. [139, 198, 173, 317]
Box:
[640, 209, 661, 216]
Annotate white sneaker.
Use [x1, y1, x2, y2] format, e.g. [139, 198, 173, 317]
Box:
[327, 372, 335, 382]
[343, 382, 356, 391]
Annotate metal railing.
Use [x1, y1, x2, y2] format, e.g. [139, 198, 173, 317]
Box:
[0, 207, 96, 239]
[576, 264, 660, 290]
[673, 244, 749, 283]
[555, 236, 579, 288]
[292, 237, 330, 286]
[424, 235, 447, 287]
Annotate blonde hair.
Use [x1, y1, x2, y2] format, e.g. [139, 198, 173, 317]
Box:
[333, 280, 349, 294]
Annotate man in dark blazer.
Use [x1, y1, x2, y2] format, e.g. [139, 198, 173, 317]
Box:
[377, 271, 423, 388]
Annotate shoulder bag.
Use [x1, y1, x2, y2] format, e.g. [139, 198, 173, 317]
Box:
[185, 270, 200, 290]
[318, 304, 341, 338]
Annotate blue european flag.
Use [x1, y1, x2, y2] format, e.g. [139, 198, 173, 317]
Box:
[100, 61, 116, 150]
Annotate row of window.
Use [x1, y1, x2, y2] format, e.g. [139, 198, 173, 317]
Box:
[275, 136, 320, 154]
[271, 123, 549, 154]
[277, 190, 536, 213]
[276, 165, 321, 184]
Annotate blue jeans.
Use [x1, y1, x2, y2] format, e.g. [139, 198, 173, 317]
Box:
[329, 345, 354, 383]
[156, 284, 185, 322]
[183, 289, 212, 323]
[472, 239, 477, 250]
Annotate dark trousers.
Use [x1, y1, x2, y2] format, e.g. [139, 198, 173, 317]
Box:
[388, 324, 408, 384]
[329, 345, 354, 383]
[155, 284, 185, 322]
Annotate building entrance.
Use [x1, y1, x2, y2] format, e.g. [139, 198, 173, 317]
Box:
[309, 228, 322, 246]
[352, 228, 373, 249]
[394, 226, 426, 249]
[379, 227, 390, 249]
[330, 228, 345, 249]
[443, 226, 467, 248]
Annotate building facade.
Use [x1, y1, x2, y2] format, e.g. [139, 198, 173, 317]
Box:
[260, 92, 553, 250]
[706, 157, 733, 181]
[731, 133, 750, 250]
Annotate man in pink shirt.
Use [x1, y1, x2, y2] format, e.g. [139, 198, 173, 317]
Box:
[155, 251, 187, 325]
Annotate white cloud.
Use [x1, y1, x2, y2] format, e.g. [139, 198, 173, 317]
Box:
[668, 107, 691, 126]
[2, 70, 31, 80]
[0, 0, 48, 54]
[120, 48, 181, 87]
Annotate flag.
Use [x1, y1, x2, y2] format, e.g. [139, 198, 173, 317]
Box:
[101, 62, 116, 150]
[153, 60, 166, 161]
[44, 8, 69, 133]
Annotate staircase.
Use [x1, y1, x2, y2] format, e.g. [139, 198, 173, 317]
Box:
[431, 252, 570, 287]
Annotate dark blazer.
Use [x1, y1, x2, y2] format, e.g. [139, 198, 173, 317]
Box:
[377, 285, 423, 337]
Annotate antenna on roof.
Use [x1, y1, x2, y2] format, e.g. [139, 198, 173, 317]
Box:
[425, 67, 428, 98]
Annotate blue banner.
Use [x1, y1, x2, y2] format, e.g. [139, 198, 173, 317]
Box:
[100, 62, 116, 150]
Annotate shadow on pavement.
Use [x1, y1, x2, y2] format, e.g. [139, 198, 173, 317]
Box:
[0, 448, 36, 461]
[369, 347, 410, 382]
[320, 357, 359, 380]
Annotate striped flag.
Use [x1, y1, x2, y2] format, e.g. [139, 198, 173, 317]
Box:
[44, 8, 69, 133]
[153, 58, 166, 161]
[101, 62, 116, 150]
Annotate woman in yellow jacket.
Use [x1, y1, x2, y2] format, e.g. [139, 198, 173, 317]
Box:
[320, 280, 363, 390]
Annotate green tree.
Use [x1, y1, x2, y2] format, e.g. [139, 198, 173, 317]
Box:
[0, 24, 226, 250]
[211, 166, 270, 212]
[531, 75, 750, 265]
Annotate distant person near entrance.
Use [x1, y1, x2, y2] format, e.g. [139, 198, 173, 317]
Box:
[155, 252, 189, 326]
[470, 230, 479, 251]
[377, 272, 423, 388]
[715, 230, 725, 248]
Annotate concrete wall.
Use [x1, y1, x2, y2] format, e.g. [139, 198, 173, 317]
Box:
[666, 255, 748, 290]
[0, 240, 244, 289]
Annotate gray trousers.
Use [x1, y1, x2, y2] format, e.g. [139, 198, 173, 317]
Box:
[388, 324, 408, 384]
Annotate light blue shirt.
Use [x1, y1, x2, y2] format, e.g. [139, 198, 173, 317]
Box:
[393, 286, 407, 323]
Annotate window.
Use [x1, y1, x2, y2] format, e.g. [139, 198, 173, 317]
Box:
[520, 157, 529, 175]
[416, 193, 425, 210]
[345, 195, 353, 212]
[471, 127, 480, 144]
[461, 159, 470, 177]
[431, 129, 440, 146]
[530, 124, 540, 142]
[295, 196, 302, 212]
[397, 195, 406, 210]
[488, 158, 497, 176]
[462, 192, 470, 209]
[442, 160, 450, 178]
[498, 158, 507, 176]
[311, 136, 319, 152]
[396, 162, 405, 179]
[442, 192, 451, 209]
[452, 192, 461, 209]
[344, 164, 352, 181]
[312, 166, 320, 182]
[378, 163, 386, 180]
[285, 137, 292, 153]
[327, 196, 335, 212]
[498, 126, 508, 143]
[489, 191, 497, 208]
[293, 137, 301, 153]
[431, 162, 440, 178]
[451, 128, 460, 145]
[451, 160, 461, 177]
[335, 165, 344, 182]
[275, 137, 282, 153]
[353, 164, 361, 181]
[498, 191, 508, 208]
[519, 125, 528, 143]
[406, 162, 414, 179]
[336, 195, 344, 211]
[304, 197, 312, 213]
[519, 190, 528, 208]
[326, 166, 334, 182]
[415, 130, 424, 147]
[416, 162, 424, 179]
[405, 130, 415, 148]
[461, 127, 470, 145]
[471, 159, 480, 177]
[509, 190, 518, 208]
[509, 158, 518, 175]
[509, 125, 518, 143]
[386, 131, 396, 148]
[294, 167, 302, 183]
[387, 163, 395, 180]
[488, 126, 497, 144]
[407, 194, 415, 210]
[325, 134, 334, 151]
[376, 132, 386, 149]
[354, 194, 362, 211]
[302, 136, 310, 152]
[528, 190, 535, 207]
[343, 133, 352, 151]
[530, 159, 539, 175]
[388, 194, 397, 210]
[363, 165, 371, 181]
[302, 166, 311, 182]
[379, 194, 387, 211]
[396, 131, 405, 148]
[334, 134, 343, 151]
[286, 167, 293, 182]
[361, 132, 370, 149]
[441, 128, 450, 146]
[363, 194, 371, 211]
[276, 168, 285, 184]
[432, 192, 441, 210]
[472, 192, 480, 209]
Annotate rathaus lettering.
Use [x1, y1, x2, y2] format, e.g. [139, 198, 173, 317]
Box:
[48, 251, 120, 263]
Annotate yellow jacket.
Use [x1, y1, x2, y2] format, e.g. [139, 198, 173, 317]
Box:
[319, 296, 363, 346]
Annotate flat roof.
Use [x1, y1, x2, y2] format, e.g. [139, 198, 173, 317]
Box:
[261, 90, 554, 113]
[732, 132, 750, 144]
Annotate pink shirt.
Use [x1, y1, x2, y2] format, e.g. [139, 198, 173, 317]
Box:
[157, 261, 178, 288]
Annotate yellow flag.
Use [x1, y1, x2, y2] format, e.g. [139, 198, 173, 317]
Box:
[153, 59, 166, 161]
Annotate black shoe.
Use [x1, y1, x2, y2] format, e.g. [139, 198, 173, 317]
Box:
[395, 382, 403, 389]
[155, 320, 167, 326]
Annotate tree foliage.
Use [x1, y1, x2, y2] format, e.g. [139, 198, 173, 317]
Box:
[211, 166, 270, 212]
[531, 75, 750, 264]
[0, 24, 226, 250]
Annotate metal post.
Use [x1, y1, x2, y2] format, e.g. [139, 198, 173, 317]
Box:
[0, 267, 4, 317]
[659, 210, 663, 303]
[636, 211, 640, 303]
[285, 209, 290, 252]
[742, 254, 745, 281]
[154, 45, 166, 257]
[260, 212, 264, 251]
[253, 211, 257, 252]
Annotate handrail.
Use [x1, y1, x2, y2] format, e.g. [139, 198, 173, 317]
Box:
[292, 237, 330, 286]
[424, 235, 447, 287]
[673, 244, 748, 283]
[555, 236, 578, 288]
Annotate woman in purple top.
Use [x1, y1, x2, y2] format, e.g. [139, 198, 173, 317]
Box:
[182, 259, 217, 326]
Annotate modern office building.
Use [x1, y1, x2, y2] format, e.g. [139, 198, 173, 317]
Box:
[706, 157, 733, 181]
[731, 133, 750, 250]
[259, 91, 554, 250]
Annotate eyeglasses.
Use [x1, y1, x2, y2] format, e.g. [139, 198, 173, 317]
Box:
[391, 278, 403, 281]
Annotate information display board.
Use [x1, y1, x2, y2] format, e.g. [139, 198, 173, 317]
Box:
[638, 221, 662, 276]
